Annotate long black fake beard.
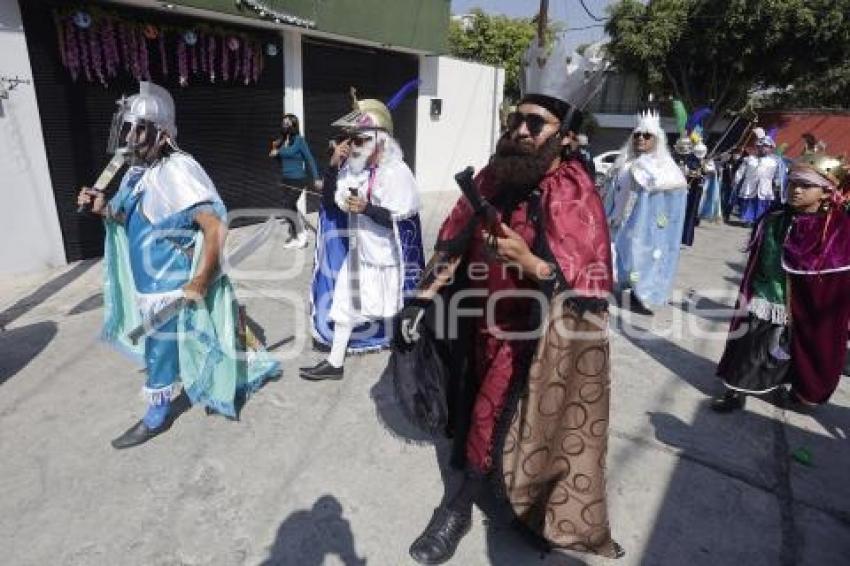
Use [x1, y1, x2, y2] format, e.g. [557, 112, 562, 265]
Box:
[488, 134, 561, 213]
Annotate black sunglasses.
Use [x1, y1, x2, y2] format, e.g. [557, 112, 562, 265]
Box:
[633, 131, 654, 140]
[351, 135, 372, 147]
[506, 112, 557, 137]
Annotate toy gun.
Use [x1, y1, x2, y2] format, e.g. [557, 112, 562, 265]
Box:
[453, 166, 505, 237]
[77, 152, 127, 213]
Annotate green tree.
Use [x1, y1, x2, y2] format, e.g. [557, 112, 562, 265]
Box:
[605, 0, 850, 122]
[449, 9, 561, 102]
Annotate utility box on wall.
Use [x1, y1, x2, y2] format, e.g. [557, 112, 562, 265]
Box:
[430, 98, 442, 119]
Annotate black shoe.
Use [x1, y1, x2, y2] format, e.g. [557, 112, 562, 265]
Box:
[111, 419, 171, 449]
[299, 360, 344, 381]
[629, 290, 654, 315]
[409, 506, 472, 565]
[711, 390, 745, 413]
[774, 388, 815, 413]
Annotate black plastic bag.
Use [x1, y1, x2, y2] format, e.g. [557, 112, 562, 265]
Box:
[388, 326, 450, 437]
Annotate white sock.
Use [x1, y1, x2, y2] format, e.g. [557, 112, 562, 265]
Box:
[328, 323, 352, 368]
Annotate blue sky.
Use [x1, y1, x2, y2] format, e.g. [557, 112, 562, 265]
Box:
[450, 0, 614, 52]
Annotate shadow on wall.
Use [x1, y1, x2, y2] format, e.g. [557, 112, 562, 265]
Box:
[260, 494, 366, 566]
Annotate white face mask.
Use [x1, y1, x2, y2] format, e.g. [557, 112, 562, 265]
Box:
[347, 132, 377, 174]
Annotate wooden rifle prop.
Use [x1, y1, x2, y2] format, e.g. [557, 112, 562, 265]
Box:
[77, 152, 128, 213]
[454, 166, 506, 239]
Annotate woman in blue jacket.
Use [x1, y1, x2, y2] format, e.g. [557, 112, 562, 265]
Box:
[270, 114, 319, 248]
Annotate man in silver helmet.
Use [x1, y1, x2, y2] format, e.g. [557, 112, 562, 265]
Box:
[77, 81, 279, 449]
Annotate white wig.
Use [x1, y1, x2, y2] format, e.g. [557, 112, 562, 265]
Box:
[611, 110, 686, 192]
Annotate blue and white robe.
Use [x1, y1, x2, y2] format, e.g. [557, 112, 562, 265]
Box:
[310, 159, 424, 353]
[605, 154, 688, 307]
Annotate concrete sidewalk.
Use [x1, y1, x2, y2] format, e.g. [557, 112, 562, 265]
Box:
[1, 196, 848, 566]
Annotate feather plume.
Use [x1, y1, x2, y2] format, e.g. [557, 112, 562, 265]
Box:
[386, 78, 421, 110]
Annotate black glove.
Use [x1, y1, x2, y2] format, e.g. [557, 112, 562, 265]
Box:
[392, 298, 430, 351]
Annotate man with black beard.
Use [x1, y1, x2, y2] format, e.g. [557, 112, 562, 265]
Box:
[395, 39, 622, 564]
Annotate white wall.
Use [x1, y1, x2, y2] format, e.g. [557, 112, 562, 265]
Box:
[414, 56, 504, 193]
[282, 29, 304, 125]
[0, 0, 66, 274]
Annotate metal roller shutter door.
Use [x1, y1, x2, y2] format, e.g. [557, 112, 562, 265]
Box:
[302, 38, 418, 175]
[20, 0, 284, 261]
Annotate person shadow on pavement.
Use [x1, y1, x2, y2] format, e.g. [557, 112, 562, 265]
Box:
[0, 321, 57, 386]
[259, 494, 367, 566]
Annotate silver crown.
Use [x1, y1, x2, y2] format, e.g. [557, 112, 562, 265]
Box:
[520, 36, 610, 110]
[635, 110, 663, 136]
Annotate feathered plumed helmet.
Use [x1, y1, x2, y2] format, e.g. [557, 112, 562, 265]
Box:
[519, 36, 609, 131]
[331, 79, 420, 136]
[795, 151, 848, 186]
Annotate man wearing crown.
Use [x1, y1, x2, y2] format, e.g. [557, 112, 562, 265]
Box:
[604, 110, 688, 315]
[301, 87, 424, 380]
[76, 81, 279, 449]
[713, 153, 850, 412]
[394, 39, 623, 563]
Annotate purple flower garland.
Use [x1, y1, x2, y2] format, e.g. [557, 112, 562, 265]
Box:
[64, 19, 79, 81]
[221, 35, 229, 82]
[177, 39, 188, 86]
[118, 21, 130, 73]
[128, 24, 140, 80]
[243, 40, 252, 85]
[102, 18, 118, 78]
[52, 10, 269, 87]
[200, 32, 207, 74]
[158, 32, 168, 77]
[89, 25, 106, 86]
[208, 35, 216, 82]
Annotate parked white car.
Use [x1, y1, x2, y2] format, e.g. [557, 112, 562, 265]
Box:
[593, 150, 622, 183]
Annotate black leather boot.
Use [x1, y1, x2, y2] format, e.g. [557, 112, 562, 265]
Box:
[711, 390, 745, 413]
[299, 360, 344, 381]
[409, 506, 472, 565]
[630, 290, 654, 315]
[111, 419, 171, 449]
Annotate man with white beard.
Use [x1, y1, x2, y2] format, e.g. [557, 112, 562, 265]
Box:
[302, 94, 424, 380]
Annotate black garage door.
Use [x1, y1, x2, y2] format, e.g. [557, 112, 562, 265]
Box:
[302, 38, 418, 174]
[20, 0, 284, 261]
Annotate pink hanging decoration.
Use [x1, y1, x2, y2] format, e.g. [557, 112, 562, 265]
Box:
[177, 40, 188, 86]
[88, 22, 106, 86]
[128, 25, 140, 80]
[221, 35, 229, 82]
[199, 32, 207, 74]
[158, 32, 168, 76]
[208, 35, 216, 82]
[139, 35, 151, 80]
[54, 12, 67, 68]
[190, 43, 198, 75]
[233, 42, 241, 81]
[246, 41, 253, 85]
[64, 18, 80, 81]
[79, 27, 92, 82]
[101, 18, 118, 78]
[253, 43, 262, 83]
[118, 21, 130, 73]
